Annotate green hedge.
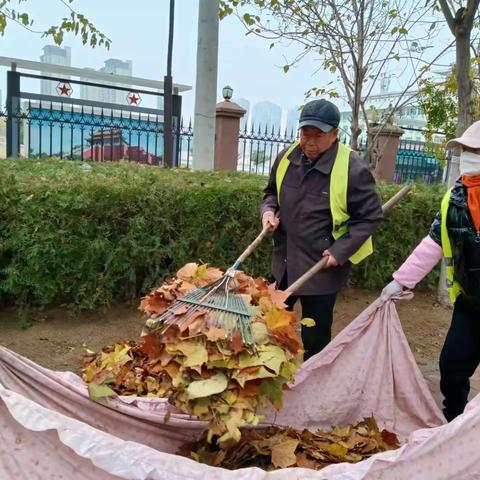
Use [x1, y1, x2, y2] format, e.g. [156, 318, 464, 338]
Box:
[0, 159, 445, 310]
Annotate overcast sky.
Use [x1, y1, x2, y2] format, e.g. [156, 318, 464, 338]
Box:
[0, 0, 455, 120]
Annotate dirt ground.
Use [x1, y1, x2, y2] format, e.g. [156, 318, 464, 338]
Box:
[1, 288, 479, 409]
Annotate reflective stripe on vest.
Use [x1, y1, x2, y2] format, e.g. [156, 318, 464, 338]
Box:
[275, 141, 373, 265]
[440, 189, 463, 303]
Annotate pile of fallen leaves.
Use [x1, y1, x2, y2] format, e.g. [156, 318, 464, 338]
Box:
[178, 418, 400, 471]
[83, 263, 307, 443]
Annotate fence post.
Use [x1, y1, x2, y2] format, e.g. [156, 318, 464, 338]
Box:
[368, 123, 404, 182]
[6, 70, 21, 158]
[214, 99, 246, 171]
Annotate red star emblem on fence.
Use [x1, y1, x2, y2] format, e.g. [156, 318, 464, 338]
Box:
[56, 82, 72, 97]
[127, 91, 142, 105]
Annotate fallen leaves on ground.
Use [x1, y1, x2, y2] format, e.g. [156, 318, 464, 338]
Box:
[82, 262, 304, 443]
[178, 417, 400, 471]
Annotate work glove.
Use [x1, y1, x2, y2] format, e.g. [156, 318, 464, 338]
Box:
[380, 280, 403, 302]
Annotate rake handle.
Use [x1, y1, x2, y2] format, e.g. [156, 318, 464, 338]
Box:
[286, 185, 412, 294]
[231, 224, 271, 270]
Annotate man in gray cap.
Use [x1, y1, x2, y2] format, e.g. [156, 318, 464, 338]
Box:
[261, 99, 383, 360]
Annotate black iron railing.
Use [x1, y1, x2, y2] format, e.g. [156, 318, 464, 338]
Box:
[394, 138, 446, 184]
[237, 124, 297, 175]
[4, 70, 185, 166]
[177, 118, 194, 168]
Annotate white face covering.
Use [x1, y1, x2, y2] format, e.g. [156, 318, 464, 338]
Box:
[460, 150, 480, 176]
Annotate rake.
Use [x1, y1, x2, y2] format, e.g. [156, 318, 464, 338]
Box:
[144, 184, 411, 347]
[143, 224, 271, 347]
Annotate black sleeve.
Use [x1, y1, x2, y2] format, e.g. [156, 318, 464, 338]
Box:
[429, 211, 442, 246]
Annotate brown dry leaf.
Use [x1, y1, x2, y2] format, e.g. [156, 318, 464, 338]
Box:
[230, 330, 244, 353]
[201, 266, 224, 284]
[173, 305, 189, 316]
[177, 262, 199, 281]
[269, 325, 302, 355]
[179, 310, 207, 333]
[206, 327, 226, 342]
[164, 362, 180, 380]
[381, 429, 400, 449]
[271, 438, 299, 468]
[137, 333, 163, 359]
[138, 293, 169, 316]
[267, 283, 291, 309]
[296, 452, 317, 469]
[240, 381, 259, 398]
[232, 271, 254, 292]
[179, 281, 197, 295]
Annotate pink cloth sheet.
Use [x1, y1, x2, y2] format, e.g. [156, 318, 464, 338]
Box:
[3, 294, 474, 480]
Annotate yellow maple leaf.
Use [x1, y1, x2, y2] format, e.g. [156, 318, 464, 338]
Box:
[177, 340, 208, 368]
[264, 307, 293, 331]
[100, 344, 131, 370]
[301, 317, 316, 327]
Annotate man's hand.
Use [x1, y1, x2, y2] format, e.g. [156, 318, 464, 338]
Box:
[322, 249, 339, 268]
[262, 211, 280, 232]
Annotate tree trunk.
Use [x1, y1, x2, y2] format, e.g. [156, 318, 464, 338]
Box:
[456, 31, 473, 136]
[350, 87, 362, 151]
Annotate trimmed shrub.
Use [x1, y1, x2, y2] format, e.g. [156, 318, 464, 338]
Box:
[0, 159, 445, 310]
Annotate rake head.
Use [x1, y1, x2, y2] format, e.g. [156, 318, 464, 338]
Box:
[144, 271, 256, 347]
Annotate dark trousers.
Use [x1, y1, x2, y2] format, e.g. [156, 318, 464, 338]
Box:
[278, 276, 335, 362]
[285, 293, 337, 360]
[439, 295, 480, 422]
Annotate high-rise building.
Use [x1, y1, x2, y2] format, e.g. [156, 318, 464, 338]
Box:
[78, 59, 133, 105]
[80, 68, 101, 103]
[235, 98, 250, 131]
[251, 101, 281, 132]
[285, 107, 300, 136]
[40, 45, 71, 96]
[99, 59, 133, 105]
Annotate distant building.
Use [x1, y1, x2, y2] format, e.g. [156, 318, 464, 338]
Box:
[79, 59, 133, 105]
[339, 91, 433, 143]
[285, 107, 300, 136]
[80, 68, 100, 102]
[98, 59, 133, 105]
[235, 98, 250, 131]
[251, 100, 281, 132]
[40, 45, 71, 96]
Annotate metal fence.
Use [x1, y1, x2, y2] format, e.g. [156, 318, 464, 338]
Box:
[177, 118, 194, 168]
[4, 70, 184, 166]
[393, 138, 446, 184]
[234, 123, 446, 184]
[237, 124, 297, 174]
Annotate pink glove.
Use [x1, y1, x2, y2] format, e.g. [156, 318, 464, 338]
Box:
[393, 236, 443, 289]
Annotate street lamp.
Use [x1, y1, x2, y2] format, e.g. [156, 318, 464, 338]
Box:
[222, 85, 233, 101]
[164, 0, 175, 168]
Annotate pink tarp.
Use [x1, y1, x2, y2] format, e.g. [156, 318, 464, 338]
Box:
[2, 294, 479, 479]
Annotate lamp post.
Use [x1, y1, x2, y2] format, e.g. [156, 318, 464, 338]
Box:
[222, 85, 233, 101]
[164, 0, 175, 168]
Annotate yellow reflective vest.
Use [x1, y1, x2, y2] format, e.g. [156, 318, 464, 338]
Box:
[275, 141, 373, 264]
[440, 189, 463, 303]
